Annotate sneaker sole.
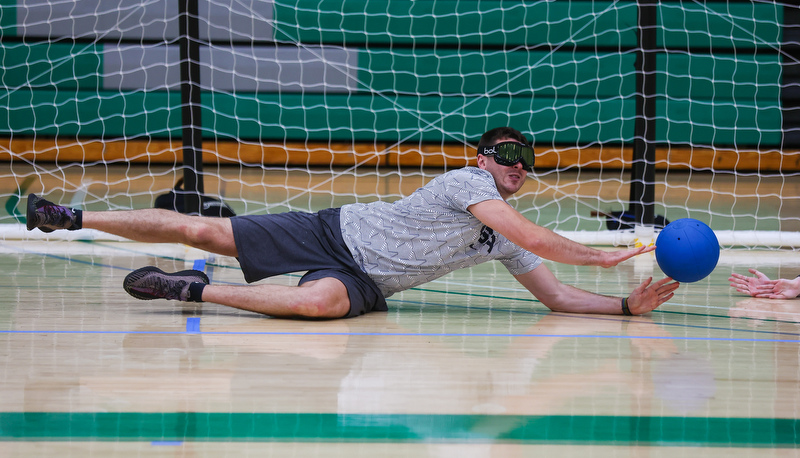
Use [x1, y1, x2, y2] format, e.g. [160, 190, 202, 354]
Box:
[26, 193, 57, 233]
[26, 194, 40, 231]
[123, 266, 210, 300]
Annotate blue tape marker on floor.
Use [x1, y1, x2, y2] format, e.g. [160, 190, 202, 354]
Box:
[186, 317, 201, 333]
[192, 259, 206, 271]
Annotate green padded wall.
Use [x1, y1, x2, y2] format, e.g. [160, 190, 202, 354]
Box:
[0, 1, 785, 147]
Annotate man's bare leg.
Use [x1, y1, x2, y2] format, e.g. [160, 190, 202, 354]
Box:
[123, 260, 351, 318]
[27, 194, 237, 257]
[197, 277, 351, 319]
[29, 194, 352, 319]
[83, 209, 238, 257]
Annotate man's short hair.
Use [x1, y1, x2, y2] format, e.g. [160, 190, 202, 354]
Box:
[477, 127, 532, 150]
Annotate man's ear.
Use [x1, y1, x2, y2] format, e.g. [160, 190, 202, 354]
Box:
[476, 154, 488, 169]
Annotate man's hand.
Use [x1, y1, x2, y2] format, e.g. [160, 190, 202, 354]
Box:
[599, 245, 655, 268]
[627, 276, 680, 315]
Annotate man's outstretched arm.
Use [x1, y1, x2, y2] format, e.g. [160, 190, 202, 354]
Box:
[469, 199, 653, 268]
[514, 263, 679, 315]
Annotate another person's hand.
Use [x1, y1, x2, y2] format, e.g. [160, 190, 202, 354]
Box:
[729, 268, 800, 299]
[770, 277, 800, 299]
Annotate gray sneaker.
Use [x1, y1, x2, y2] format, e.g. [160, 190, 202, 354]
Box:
[123, 266, 210, 301]
[26, 193, 81, 232]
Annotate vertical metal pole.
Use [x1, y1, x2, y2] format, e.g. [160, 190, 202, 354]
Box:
[629, 0, 657, 226]
[179, 0, 203, 215]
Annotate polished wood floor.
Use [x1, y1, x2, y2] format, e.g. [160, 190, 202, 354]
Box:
[1, 238, 799, 456]
[1, 163, 799, 455]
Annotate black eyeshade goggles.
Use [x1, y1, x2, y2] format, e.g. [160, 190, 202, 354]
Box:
[476, 141, 535, 172]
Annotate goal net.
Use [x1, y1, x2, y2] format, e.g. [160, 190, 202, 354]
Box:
[1, 1, 798, 248]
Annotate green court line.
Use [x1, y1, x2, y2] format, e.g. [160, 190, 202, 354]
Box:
[0, 413, 797, 446]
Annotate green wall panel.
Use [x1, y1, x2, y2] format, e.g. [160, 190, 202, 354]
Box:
[662, 98, 782, 146]
[206, 92, 630, 144]
[274, 1, 639, 47]
[658, 2, 782, 49]
[0, 1, 785, 148]
[1, 89, 781, 146]
[0, 42, 102, 89]
[2, 89, 177, 138]
[360, 49, 781, 102]
[275, 1, 781, 50]
[1, 90, 631, 143]
[657, 53, 782, 102]
[361, 49, 636, 98]
[0, 0, 15, 36]
[0, 412, 798, 446]
[0, 43, 781, 104]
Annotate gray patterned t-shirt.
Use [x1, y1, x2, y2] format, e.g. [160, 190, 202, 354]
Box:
[339, 167, 543, 297]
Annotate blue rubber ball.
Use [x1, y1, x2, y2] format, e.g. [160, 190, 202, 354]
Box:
[655, 218, 719, 283]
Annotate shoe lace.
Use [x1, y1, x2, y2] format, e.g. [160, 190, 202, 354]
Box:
[141, 275, 187, 300]
[39, 205, 73, 228]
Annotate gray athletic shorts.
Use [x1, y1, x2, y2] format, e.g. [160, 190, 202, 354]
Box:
[230, 208, 387, 318]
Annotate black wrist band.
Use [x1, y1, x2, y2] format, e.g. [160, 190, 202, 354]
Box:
[621, 297, 633, 316]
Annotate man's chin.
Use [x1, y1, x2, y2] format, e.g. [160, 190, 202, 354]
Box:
[506, 176, 524, 189]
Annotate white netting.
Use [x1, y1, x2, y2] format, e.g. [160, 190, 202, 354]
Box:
[1, 1, 798, 247]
